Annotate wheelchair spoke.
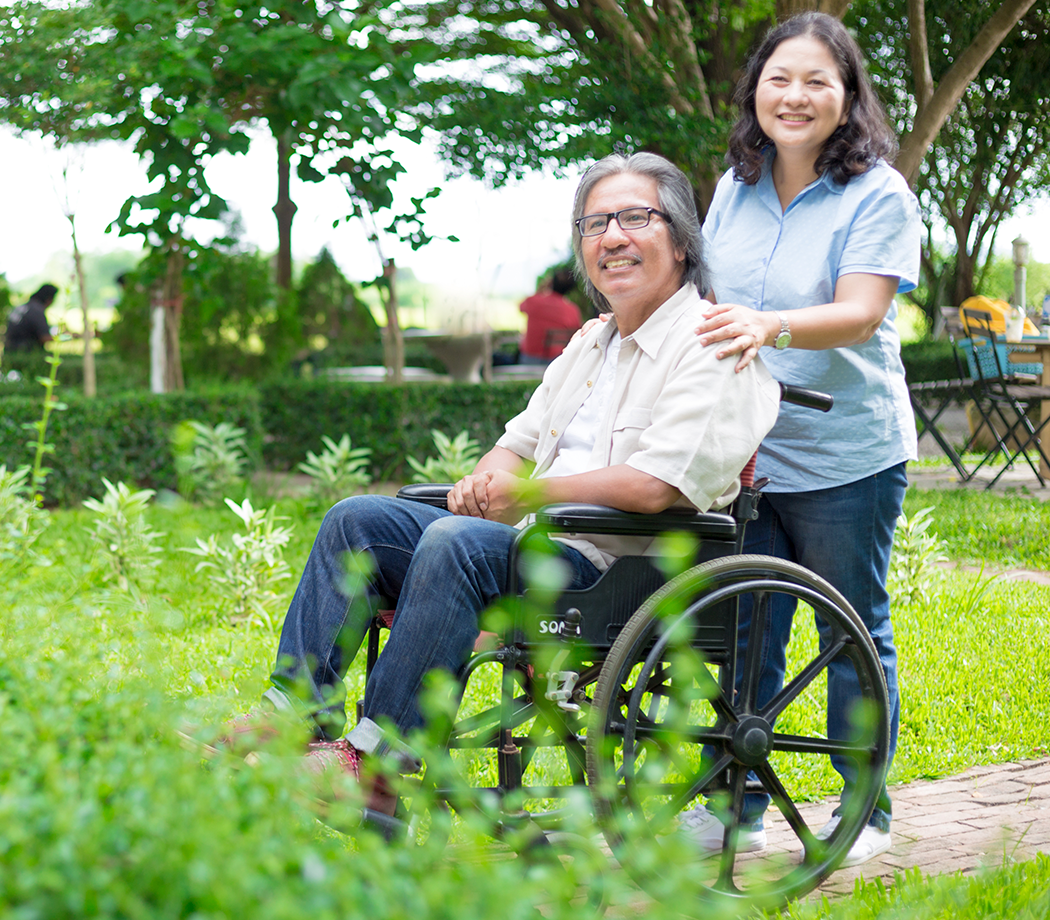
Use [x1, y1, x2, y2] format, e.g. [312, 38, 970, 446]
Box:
[712, 764, 750, 894]
[738, 588, 771, 713]
[759, 634, 848, 724]
[771, 731, 875, 758]
[752, 759, 816, 850]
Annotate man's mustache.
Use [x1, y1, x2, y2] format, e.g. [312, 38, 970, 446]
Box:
[597, 251, 642, 269]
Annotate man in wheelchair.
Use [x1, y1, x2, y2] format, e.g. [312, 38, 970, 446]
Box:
[240, 152, 781, 815]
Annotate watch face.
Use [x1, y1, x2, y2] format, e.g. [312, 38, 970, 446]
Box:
[775, 331, 792, 350]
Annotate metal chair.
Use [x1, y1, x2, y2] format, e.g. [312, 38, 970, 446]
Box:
[958, 308, 1050, 487]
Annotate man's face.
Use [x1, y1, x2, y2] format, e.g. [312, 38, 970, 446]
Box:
[580, 173, 685, 320]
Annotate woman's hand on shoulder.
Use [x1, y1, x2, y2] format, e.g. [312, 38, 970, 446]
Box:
[694, 302, 778, 373]
[571, 313, 610, 343]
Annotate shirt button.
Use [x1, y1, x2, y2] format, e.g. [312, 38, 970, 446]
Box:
[587, 380, 593, 387]
[550, 429, 557, 437]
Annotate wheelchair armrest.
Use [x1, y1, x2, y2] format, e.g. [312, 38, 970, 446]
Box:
[536, 502, 738, 538]
[396, 488, 740, 539]
[396, 483, 453, 508]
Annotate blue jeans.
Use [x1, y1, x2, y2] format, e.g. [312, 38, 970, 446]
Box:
[265, 495, 600, 765]
[739, 463, 906, 833]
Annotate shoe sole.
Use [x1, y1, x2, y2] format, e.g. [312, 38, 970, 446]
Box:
[798, 834, 892, 868]
[839, 835, 892, 868]
[693, 836, 768, 858]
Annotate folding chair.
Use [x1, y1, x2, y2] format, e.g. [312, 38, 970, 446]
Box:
[907, 308, 975, 479]
[958, 308, 1050, 488]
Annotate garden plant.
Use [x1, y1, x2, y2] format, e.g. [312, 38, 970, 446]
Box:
[2, 379, 1049, 917]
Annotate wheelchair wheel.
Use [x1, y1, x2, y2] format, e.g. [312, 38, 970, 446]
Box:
[586, 555, 890, 912]
[400, 657, 605, 844]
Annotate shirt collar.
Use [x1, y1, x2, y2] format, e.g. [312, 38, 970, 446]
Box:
[601, 283, 695, 360]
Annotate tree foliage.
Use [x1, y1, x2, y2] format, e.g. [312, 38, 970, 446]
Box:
[855, 0, 1050, 315]
[407, 0, 1040, 222]
[0, 0, 437, 383]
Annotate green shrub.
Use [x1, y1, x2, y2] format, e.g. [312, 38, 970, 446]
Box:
[0, 379, 533, 507]
[901, 339, 959, 383]
[182, 421, 250, 505]
[408, 429, 483, 483]
[0, 388, 263, 506]
[0, 465, 49, 576]
[259, 379, 536, 480]
[82, 478, 163, 592]
[184, 497, 293, 631]
[0, 351, 148, 396]
[296, 434, 373, 508]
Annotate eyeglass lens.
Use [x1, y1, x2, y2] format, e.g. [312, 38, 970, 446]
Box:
[578, 208, 654, 236]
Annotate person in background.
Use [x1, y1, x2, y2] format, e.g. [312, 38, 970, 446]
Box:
[518, 268, 583, 365]
[4, 283, 58, 352]
[679, 11, 921, 868]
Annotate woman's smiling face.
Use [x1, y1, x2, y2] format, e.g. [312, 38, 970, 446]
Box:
[755, 35, 850, 167]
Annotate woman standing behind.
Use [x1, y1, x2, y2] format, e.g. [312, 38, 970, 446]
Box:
[679, 12, 921, 868]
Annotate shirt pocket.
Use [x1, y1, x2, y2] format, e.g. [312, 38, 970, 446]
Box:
[610, 407, 652, 464]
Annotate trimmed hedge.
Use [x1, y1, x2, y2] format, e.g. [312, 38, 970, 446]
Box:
[901, 339, 959, 384]
[0, 388, 263, 506]
[1, 379, 538, 505]
[259, 378, 538, 480]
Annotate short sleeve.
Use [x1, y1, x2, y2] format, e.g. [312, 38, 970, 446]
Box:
[837, 166, 922, 294]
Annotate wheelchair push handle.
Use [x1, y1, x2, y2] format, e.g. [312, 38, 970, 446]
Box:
[779, 383, 833, 412]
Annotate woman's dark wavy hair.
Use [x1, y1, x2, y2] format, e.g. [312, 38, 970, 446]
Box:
[726, 12, 898, 186]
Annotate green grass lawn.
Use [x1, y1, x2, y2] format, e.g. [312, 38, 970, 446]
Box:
[904, 485, 1050, 570]
[2, 485, 1048, 919]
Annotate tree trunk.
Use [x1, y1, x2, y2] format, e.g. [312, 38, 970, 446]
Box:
[776, 0, 851, 19]
[381, 258, 404, 385]
[273, 128, 298, 290]
[896, 0, 1039, 185]
[163, 242, 185, 392]
[953, 245, 977, 308]
[66, 213, 96, 398]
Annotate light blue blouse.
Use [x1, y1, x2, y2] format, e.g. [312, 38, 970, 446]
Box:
[702, 157, 922, 492]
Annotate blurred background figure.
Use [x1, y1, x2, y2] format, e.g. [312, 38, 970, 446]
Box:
[518, 268, 582, 365]
[4, 283, 58, 352]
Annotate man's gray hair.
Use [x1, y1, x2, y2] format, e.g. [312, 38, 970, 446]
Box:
[571, 152, 707, 313]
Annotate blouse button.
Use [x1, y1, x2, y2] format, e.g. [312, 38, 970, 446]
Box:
[587, 380, 593, 387]
[550, 429, 557, 437]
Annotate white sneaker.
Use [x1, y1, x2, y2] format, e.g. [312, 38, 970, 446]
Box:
[806, 816, 892, 868]
[679, 805, 766, 856]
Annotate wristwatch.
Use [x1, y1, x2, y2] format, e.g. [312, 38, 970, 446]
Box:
[773, 311, 792, 350]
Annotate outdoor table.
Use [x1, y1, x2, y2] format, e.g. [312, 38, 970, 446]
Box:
[1007, 335, 1050, 478]
[403, 330, 490, 383]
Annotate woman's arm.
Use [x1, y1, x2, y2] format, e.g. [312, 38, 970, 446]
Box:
[695, 273, 899, 372]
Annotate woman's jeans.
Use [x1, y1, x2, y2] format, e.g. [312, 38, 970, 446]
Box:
[738, 463, 907, 833]
[264, 495, 600, 766]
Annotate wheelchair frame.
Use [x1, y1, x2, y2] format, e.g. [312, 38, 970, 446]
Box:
[357, 386, 891, 912]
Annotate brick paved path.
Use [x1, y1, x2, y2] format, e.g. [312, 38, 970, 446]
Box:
[808, 757, 1050, 897]
[602, 759, 1050, 914]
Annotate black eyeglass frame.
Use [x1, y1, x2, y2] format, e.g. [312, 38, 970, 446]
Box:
[573, 207, 674, 237]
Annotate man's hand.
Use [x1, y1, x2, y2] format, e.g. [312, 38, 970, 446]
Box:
[447, 469, 534, 524]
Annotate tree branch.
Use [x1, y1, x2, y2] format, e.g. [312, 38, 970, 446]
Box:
[554, 0, 702, 117]
[907, 0, 933, 109]
[896, 0, 1039, 185]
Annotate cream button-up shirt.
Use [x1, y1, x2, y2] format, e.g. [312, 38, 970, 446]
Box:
[496, 283, 781, 570]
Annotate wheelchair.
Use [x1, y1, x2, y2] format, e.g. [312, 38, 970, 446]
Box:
[358, 384, 891, 913]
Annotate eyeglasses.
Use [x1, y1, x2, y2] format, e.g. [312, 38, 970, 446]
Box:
[574, 207, 673, 237]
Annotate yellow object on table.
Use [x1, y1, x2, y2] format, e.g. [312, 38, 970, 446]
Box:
[960, 295, 1039, 337]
